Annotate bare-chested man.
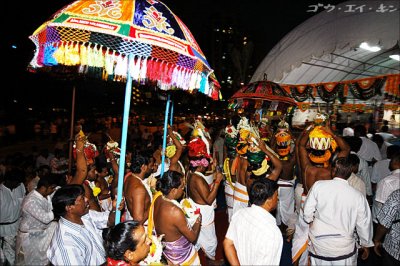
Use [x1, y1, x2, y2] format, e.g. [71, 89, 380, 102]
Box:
[292, 118, 350, 265]
[123, 153, 154, 225]
[232, 137, 282, 217]
[187, 156, 223, 263]
[271, 123, 297, 235]
[153, 170, 202, 265]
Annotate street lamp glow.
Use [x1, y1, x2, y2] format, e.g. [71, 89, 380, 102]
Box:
[389, 54, 400, 61]
[359, 42, 381, 52]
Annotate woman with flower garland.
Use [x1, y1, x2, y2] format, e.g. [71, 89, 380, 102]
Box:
[104, 220, 152, 266]
[152, 170, 202, 265]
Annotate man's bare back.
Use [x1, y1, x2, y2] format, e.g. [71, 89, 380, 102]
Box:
[124, 175, 151, 224]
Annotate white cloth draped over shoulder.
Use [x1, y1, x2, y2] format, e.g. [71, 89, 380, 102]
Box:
[191, 171, 218, 260]
[124, 174, 153, 224]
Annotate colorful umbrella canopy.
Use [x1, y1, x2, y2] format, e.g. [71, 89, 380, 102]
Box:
[29, 0, 220, 99]
[230, 80, 297, 106]
[28, 0, 220, 225]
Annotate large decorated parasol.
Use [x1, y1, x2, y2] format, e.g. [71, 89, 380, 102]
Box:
[28, 0, 220, 224]
[229, 80, 297, 119]
[230, 80, 296, 105]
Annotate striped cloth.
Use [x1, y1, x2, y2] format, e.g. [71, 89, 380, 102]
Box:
[47, 210, 109, 265]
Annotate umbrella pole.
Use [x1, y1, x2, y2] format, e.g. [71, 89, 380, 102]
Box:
[170, 100, 174, 125]
[115, 54, 134, 225]
[160, 94, 171, 178]
[68, 85, 76, 175]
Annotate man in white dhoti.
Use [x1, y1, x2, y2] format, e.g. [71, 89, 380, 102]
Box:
[0, 169, 26, 265]
[187, 157, 223, 263]
[303, 157, 373, 265]
[293, 116, 350, 265]
[15, 174, 58, 265]
[224, 178, 283, 265]
[272, 121, 297, 234]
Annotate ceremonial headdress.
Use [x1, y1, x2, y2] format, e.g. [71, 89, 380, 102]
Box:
[308, 113, 337, 167]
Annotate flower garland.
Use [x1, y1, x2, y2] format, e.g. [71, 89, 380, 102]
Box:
[290, 85, 314, 102]
[348, 77, 385, 100]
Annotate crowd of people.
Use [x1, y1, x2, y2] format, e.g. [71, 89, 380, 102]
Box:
[0, 112, 399, 266]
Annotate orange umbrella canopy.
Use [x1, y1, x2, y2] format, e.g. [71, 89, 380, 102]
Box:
[230, 80, 297, 106]
[28, 0, 220, 99]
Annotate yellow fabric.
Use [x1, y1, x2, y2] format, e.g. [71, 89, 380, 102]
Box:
[148, 191, 162, 237]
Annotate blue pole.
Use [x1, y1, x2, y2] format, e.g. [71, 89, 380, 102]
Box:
[170, 100, 174, 125]
[160, 94, 171, 178]
[115, 54, 133, 225]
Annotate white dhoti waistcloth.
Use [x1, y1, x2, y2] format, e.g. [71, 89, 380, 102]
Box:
[15, 222, 57, 265]
[0, 235, 16, 265]
[224, 181, 235, 222]
[292, 191, 309, 265]
[276, 178, 295, 227]
[192, 201, 217, 260]
[232, 182, 249, 216]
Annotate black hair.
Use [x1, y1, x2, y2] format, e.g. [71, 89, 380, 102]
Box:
[130, 154, 150, 174]
[348, 153, 360, 167]
[332, 157, 353, 179]
[391, 153, 400, 165]
[354, 125, 366, 137]
[155, 170, 183, 195]
[343, 136, 362, 152]
[387, 145, 400, 159]
[3, 168, 25, 190]
[249, 178, 278, 206]
[372, 134, 384, 146]
[381, 125, 389, 132]
[103, 220, 141, 261]
[52, 184, 85, 218]
[37, 173, 59, 189]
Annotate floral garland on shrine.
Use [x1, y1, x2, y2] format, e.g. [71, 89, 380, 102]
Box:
[290, 85, 314, 102]
[348, 77, 385, 100]
[316, 83, 345, 103]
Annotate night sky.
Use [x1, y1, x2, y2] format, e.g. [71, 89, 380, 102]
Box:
[2, 0, 345, 122]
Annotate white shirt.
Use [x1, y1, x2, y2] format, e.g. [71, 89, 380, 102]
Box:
[357, 137, 382, 162]
[351, 151, 372, 196]
[371, 159, 391, 184]
[303, 178, 373, 257]
[47, 210, 109, 265]
[19, 190, 54, 232]
[17, 190, 56, 265]
[375, 169, 400, 204]
[376, 132, 395, 141]
[348, 173, 366, 197]
[0, 183, 25, 237]
[226, 205, 283, 265]
[379, 141, 392, 160]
